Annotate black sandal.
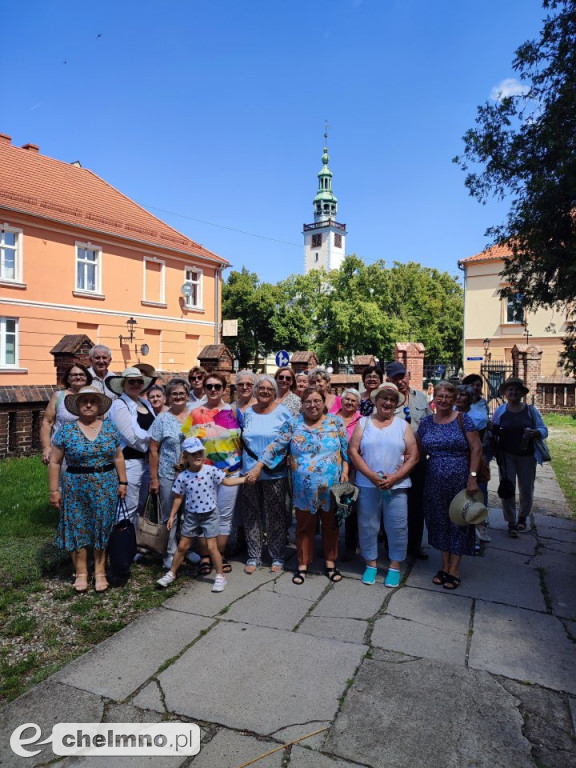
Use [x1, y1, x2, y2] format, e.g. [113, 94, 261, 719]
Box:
[443, 574, 461, 590]
[324, 566, 342, 583]
[292, 569, 307, 585]
[432, 570, 449, 586]
[199, 558, 212, 576]
[221, 558, 232, 574]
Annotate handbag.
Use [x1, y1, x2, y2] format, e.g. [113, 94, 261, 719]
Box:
[529, 406, 551, 462]
[457, 413, 491, 483]
[136, 493, 169, 555]
[107, 498, 137, 576]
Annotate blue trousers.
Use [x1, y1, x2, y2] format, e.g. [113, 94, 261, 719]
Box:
[357, 487, 408, 562]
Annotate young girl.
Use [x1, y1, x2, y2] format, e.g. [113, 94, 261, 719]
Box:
[156, 437, 244, 592]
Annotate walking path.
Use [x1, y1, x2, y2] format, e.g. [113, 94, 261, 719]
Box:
[2, 466, 576, 767]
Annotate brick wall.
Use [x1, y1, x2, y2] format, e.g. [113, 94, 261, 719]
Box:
[0, 386, 57, 459]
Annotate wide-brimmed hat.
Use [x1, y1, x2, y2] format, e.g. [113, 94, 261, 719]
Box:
[449, 489, 487, 526]
[182, 437, 205, 454]
[370, 382, 406, 407]
[134, 363, 157, 379]
[64, 386, 112, 417]
[499, 377, 529, 397]
[105, 367, 154, 396]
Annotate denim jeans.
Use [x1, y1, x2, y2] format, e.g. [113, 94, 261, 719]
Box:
[357, 486, 408, 562]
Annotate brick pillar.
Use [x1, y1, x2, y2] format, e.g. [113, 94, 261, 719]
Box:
[511, 344, 542, 403]
[394, 343, 426, 391]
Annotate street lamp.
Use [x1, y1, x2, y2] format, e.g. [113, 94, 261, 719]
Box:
[483, 337, 491, 361]
[119, 317, 137, 345]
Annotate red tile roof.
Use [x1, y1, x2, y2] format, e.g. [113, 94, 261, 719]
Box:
[0, 136, 227, 265]
[458, 243, 511, 265]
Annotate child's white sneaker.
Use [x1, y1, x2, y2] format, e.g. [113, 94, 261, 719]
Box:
[157, 571, 176, 588]
[211, 574, 227, 592]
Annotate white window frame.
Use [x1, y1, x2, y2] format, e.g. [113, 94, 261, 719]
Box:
[0, 316, 19, 368]
[75, 241, 102, 294]
[183, 266, 203, 309]
[504, 293, 524, 324]
[0, 224, 23, 283]
[142, 256, 166, 305]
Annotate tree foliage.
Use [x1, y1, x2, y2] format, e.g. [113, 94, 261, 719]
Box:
[454, 0, 576, 373]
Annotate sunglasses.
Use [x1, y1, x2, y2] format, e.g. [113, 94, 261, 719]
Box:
[205, 383, 223, 391]
[189, 375, 204, 381]
[127, 379, 144, 386]
[277, 375, 293, 381]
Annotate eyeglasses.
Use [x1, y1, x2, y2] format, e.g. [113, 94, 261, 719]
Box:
[237, 382, 253, 388]
[69, 374, 87, 378]
[205, 383, 223, 391]
[304, 399, 323, 406]
[258, 388, 275, 394]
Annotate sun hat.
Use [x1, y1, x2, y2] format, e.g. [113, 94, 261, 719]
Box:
[499, 376, 529, 397]
[64, 386, 112, 417]
[105, 367, 154, 396]
[330, 482, 359, 525]
[385, 361, 407, 379]
[370, 382, 406, 407]
[134, 363, 157, 379]
[449, 489, 488, 526]
[182, 437, 205, 454]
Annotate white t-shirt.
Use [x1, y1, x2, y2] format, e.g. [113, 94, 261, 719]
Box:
[171, 466, 226, 514]
[356, 416, 411, 490]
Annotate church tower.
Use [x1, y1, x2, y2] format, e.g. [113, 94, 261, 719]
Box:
[302, 127, 347, 273]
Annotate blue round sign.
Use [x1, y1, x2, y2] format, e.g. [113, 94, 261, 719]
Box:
[275, 350, 290, 367]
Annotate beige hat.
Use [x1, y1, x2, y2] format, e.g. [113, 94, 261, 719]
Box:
[370, 382, 406, 407]
[105, 366, 154, 396]
[64, 386, 112, 417]
[449, 489, 488, 526]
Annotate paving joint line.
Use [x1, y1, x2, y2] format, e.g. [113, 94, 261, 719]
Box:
[464, 597, 476, 667]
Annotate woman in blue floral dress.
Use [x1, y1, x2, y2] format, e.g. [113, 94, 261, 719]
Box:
[49, 387, 127, 593]
[417, 382, 482, 591]
[245, 387, 349, 585]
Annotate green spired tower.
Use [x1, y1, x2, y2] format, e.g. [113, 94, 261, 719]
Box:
[302, 125, 347, 273]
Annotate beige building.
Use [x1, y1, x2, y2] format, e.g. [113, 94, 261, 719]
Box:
[458, 245, 568, 376]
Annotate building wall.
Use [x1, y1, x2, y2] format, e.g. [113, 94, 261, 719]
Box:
[303, 227, 346, 273]
[0, 211, 223, 384]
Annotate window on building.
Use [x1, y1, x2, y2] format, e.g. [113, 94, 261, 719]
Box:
[0, 316, 18, 366]
[143, 257, 165, 304]
[184, 267, 203, 308]
[0, 225, 22, 282]
[506, 294, 524, 323]
[312, 234, 322, 248]
[75, 243, 101, 293]
[334, 233, 342, 248]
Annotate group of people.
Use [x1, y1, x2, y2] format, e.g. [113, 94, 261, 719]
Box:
[44, 343, 548, 595]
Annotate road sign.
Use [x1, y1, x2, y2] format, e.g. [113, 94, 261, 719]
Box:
[466, 356, 483, 361]
[275, 350, 290, 367]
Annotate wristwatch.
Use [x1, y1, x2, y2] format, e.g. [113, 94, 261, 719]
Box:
[469, 471, 478, 478]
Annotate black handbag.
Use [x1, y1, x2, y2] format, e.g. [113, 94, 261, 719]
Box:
[107, 498, 137, 577]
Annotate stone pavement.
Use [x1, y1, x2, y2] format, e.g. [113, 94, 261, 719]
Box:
[2, 467, 576, 768]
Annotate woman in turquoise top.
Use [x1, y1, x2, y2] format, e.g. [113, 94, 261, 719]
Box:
[246, 387, 349, 585]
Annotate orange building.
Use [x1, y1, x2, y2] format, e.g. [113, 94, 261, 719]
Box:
[0, 133, 228, 385]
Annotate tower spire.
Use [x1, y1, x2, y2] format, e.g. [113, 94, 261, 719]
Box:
[314, 122, 337, 223]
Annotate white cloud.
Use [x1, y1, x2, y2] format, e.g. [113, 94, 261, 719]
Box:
[490, 78, 530, 101]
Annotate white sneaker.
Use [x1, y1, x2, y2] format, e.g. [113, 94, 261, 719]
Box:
[211, 574, 227, 592]
[186, 551, 201, 564]
[157, 571, 176, 588]
[476, 524, 491, 543]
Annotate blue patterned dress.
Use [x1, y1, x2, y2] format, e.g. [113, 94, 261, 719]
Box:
[52, 420, 121, 551]
[417, 414, 476, 556]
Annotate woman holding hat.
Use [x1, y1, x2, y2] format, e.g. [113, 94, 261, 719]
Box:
[492, 377, 548, 536]
[49, 387, 127, 593]
[107, 367, 156, 527]
[417, 381, 483, 590]
[349, 383, 418, 587]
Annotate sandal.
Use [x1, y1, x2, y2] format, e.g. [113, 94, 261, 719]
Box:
[199, 558, 213, 576]
[292, 569, 307, 585]
[221, 558, 232, 574]
[270, 560, 284, 573]
[324, 566, 342, 583]
[432, 570, 449, 586]
[94, 574, 109, 593]
[244, 558, 260, 574]
[73, 573, 89, 593]
[443, 574, 461, 590]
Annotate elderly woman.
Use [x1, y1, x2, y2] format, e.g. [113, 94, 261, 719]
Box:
[417, 381, 483, 590]
[240, 375, 292, 573]
[41, 363, 93, 464]
[308, 367, 340, 412]
[149, 378, 193, 568]
[349, 383, 418, 587]
[182, 371, 242, 574]
[333, 388, 362, 440]
[274, 367, 301, 417]
[49, 386, 127, 592]
[187, 366, 207, 408]
[295, 372, 309, 397]
[359, 366, 384, 417]
[233, 369, 257, 414]
[107, 367, 156, 527]
[492, 377, 548, 537]
[147, 384, 168, 416]
[246, 387, 349, 584]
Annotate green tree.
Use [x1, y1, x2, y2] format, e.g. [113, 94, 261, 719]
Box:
[454, 0, 576, 372]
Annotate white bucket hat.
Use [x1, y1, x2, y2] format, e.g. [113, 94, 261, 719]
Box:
[105, 366, 154, 396]
[449, 489, 488, 526]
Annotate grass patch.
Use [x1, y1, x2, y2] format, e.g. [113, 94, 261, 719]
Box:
[544, 414, 576, 517]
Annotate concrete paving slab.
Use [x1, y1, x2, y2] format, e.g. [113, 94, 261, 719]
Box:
[540, 539, 576, 555]
[131, 681, 166, 714]
[290, 744, 360, 767]
[56, 752, 188, 767]
[54, 608, 212, 700]
[384, 587, 472, 633]
[270, 722, 330, 751]
[298, 617, 368, 645]
[534, 513, 576, 532]
[570, 697, 576, 740]
[310, 577, 387, 620]
[259, 570, 328, 602]
[156, 621, 365, 735]
[481, 528, 538, 556]
[162, 568, 277, 618]
[190, 729, 284, 768]
[469, 602, 576, 694]
[222, 589, 314, 630]
[0, 681, 104, 767]
[531, 549, 576, 618]
[539, 528, 576, 545]
[324, 657, 533, 768]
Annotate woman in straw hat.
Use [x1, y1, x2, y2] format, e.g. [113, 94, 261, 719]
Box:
[49, 386, 127, 593]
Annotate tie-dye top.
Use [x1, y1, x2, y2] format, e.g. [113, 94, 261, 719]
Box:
[181, 404, 242, 475]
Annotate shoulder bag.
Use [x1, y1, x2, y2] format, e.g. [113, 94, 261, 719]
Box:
[136, 493, 169, 555]
[107, 497, 137, 577]
[529, 406, 551, 462]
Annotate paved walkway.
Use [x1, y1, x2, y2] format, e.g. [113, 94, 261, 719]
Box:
[2, 466, 576, 767]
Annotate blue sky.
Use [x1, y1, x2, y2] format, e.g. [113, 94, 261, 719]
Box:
[4, 0, 547, 284]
